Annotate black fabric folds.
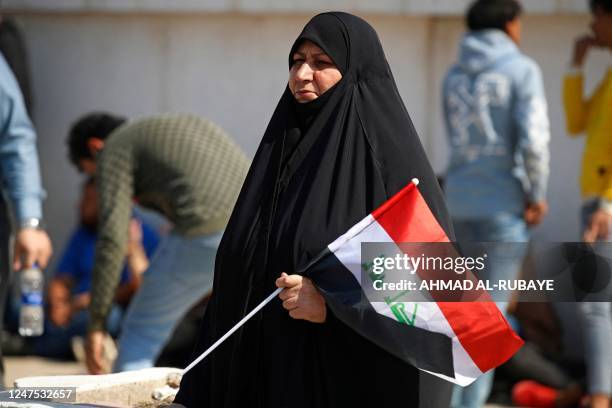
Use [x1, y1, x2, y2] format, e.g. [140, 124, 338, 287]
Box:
[176, 12, 455, 408]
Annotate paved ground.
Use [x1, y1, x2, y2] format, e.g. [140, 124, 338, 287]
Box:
[5, 356, 84, 387]
[4, 357, 513, 407]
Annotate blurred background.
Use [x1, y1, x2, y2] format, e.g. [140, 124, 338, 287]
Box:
[0, 0, 609, 268]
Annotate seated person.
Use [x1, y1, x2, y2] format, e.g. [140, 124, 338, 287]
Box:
[30, 178, 159, 359]
[504, 301, 585, 408]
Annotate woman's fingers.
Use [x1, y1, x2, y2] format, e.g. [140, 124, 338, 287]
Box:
[278, 286, 300, 300]
[282, 296, 298, 310]
[276, 273, 326, 323]
[275, 273, 303, 289]
[277, 273, 303, 306]
[288, 308, 303, 319]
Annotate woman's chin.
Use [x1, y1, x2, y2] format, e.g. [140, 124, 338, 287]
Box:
[295, 94, 318, 103]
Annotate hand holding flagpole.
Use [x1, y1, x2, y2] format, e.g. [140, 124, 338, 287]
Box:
[182, 179, 422, 376]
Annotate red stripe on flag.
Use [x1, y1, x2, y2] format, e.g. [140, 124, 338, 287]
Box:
[372, 182, 523, 373]
[372, 182, 449, 243]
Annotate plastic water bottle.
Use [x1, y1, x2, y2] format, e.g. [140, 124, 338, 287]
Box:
[19, 266, 44, 337]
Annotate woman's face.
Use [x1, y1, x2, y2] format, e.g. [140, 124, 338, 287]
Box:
[289, 40, 342, 103]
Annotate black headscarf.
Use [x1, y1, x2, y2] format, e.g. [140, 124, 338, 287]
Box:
[176, 12, 454, 408]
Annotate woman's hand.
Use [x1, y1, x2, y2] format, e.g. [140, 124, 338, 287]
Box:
[276, 272, 326, 323]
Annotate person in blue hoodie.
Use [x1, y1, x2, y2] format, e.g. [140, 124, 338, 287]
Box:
[442, 1, 551, 407]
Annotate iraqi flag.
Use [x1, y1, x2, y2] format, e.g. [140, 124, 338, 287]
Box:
[305, 179, 524, 386]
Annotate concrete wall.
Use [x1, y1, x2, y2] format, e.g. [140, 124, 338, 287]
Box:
[0, 0, 590, 15]
[4, 7, 610, 267]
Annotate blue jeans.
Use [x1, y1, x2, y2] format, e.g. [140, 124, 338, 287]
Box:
[112, 230, 222, 372]
[576, 199, 612, 395]
[450, 213, 529, 408]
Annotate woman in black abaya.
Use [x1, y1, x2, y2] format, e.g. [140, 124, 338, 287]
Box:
[175, 12, 455, 408]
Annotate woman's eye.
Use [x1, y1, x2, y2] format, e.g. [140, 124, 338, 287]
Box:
[316, 60, 333, 67]
[292, 58, 305, 65]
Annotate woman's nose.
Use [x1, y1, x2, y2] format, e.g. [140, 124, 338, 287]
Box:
[296, 62, 314, 81]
